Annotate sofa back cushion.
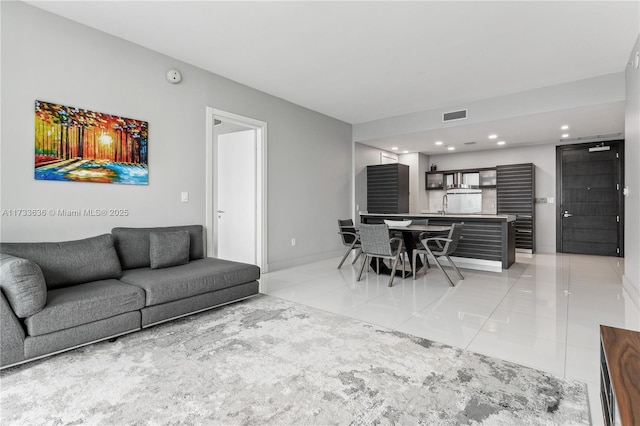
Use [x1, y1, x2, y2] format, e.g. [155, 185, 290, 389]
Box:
[111, 225, 204, 270]
[149, 230, 190, 269]
[0, 234, 122, 289]
[0, 254, 47, 318]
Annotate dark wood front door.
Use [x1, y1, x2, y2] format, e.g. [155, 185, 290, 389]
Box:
[556, 141, 624, 256]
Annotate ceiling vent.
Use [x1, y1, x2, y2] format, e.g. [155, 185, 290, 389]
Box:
[443, 109, 467, 122]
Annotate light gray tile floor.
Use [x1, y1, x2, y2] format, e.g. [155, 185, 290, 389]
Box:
[261, 253, 640, 425]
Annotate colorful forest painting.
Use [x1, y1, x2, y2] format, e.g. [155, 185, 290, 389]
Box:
[34, 100, 148, 185]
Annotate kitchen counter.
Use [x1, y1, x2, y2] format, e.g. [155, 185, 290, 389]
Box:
[400, 212, 515, 221]
[360, 212, 516, 271]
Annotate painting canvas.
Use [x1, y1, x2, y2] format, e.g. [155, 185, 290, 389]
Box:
[34, 100, 148, 185]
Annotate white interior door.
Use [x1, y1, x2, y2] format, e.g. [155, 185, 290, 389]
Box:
[216, 129, 257, 264]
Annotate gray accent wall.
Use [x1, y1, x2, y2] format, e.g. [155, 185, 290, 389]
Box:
[0, 2, 352, 271]
[624, 34, 640, 310]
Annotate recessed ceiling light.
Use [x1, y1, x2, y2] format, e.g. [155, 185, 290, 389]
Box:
[402, 150, 409, 154]
[497, 141, 506, 145]
[561, 134, 569, 138]
[391, 146, 398, 150]
[435, 141, 443, 145]
[561, 125, 569, 130]
[488, 134, 498, 139]
[447, 147, 455, 151]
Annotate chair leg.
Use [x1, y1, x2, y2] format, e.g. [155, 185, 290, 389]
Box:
[357, 254, 369, 281]
[412, 250, 417, 280]
[351, 248, 362, 264]
[388, 255, 399, 287]
[338, 240, 358, 269]
[428, 250, 455, 286]
[413, 251, 427, 280]
[445, 255, 464, 280]
[338, 247, 351, 269]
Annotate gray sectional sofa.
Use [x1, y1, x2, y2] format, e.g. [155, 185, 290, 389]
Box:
[0, 225, 260, 369]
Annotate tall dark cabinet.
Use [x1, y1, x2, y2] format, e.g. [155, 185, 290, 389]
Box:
[497, 163, 535, 253]
[367, 163, 409, 214]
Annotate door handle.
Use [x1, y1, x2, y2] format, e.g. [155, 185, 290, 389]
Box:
[217, 210, 225, 214]
[563, 211, 573, 218]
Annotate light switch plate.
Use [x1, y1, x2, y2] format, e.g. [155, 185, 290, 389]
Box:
[547, 197, 554, 204]
[181, 192, 189, 202]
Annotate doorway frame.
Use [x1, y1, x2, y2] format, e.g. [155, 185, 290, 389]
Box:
[205, 107, 268, 272]
[555, 139, 624, 256]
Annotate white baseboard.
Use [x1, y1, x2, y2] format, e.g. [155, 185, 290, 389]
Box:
[267, 249, 344, 272]
[435, 256, 503, 273]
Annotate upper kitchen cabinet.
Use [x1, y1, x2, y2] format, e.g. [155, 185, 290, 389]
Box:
[497, 163, 535, 253]
[479, 169, 497, 188]
[367, 163, 409, 213]
[425, 167, 496, 190]
[426, 172, 444, 190]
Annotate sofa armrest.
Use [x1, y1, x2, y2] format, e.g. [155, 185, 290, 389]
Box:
[1, 291, 26, 368]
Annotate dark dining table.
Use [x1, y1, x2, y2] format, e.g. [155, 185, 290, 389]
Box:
[370, 224, 451, 276]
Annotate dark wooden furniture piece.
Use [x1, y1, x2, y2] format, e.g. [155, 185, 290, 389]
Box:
[367, 163, 409, 213]
[497, 163, 535, 253]
[600, 325, 640, 426]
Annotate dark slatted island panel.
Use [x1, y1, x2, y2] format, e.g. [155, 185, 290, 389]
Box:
[367, 164, 409, 214]
[428, 219, 503, 261]
[360, 213, 516, 269]
[497, 163, 535, 253]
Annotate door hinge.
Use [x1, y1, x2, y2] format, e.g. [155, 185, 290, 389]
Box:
[617, 248, 620, 254]
[617, 215, 620, 223]
[617, 183, 620, 191]
[616, 153, 619, 159]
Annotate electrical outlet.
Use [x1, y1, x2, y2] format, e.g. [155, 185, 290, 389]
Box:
[291, 238, 296, 247]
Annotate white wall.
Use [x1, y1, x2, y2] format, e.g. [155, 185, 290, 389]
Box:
[429, 145, 557, 253]
[0, 2, 352, 271]
[398, 153, 417, 213]
[623, 34, 640, 310]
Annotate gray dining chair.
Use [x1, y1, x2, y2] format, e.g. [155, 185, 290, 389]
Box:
[413, 222, 464, 286]
[357, 223, 406, 287]
[407, 218, 430, 265]
[337, 219, 362, 269]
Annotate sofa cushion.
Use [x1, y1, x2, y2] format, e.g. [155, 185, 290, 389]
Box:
[112, 225, 204, 270]
[1, 234, 122, 289]
[0, 254, 47, 318]
[24, 279, 145, 337]
[150, 230, 190, 269]
[119, 257, 260, 306]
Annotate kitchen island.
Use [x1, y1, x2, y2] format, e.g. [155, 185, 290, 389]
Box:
[360, 213, 516, 271]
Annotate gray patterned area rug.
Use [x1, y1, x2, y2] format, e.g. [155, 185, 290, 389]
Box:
[1, 295, 589, 425]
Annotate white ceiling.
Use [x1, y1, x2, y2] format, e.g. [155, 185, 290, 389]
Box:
[26, 1, 640, 154]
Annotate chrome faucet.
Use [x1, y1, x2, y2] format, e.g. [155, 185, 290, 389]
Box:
[442, 193, 448, 214]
